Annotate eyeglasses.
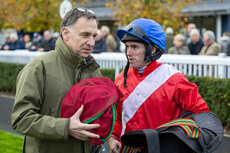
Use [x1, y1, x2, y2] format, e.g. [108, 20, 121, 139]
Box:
[62, 7, 95, 27]
[76, 7, 95, 15]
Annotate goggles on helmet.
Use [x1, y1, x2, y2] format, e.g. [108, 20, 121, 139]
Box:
[122, 24, 163, 53]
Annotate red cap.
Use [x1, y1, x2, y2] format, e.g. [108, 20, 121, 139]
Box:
[61, 77, 121, 145]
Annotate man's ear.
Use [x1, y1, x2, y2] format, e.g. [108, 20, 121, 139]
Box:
[61, 27, 70, 42]
[152, 47, 157, 54]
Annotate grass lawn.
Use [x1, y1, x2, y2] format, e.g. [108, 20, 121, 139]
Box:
[0, 130, 23, 153]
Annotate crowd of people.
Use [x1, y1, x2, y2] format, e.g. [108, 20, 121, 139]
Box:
[0, 30, 57, 52]
[165, 23, 230, 56]
[1, 22, 230, 56]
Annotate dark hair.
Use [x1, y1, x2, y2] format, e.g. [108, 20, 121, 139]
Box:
[59, 8, 98, 37]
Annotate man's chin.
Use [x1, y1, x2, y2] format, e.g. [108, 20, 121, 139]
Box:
[130, 64, 138, 69]
[80, 53, 90, 58]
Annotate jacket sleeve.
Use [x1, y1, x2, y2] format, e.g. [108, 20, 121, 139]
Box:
[9, 43, 15, 50]
[107, 35, 117, 51]
[111, 73, 124, 140]
[28, 42, 38, 51]
[174, 74, 210, 114]
[11, 62, 69, 140]
[207, 44, 221, 55]
[15, 40, 26, 50]
[111, 98, 123, 140]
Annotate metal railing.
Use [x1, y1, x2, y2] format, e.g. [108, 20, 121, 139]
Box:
[0, 50, 230, 79]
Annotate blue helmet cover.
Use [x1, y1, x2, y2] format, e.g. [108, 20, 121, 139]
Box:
[117, 18, 166, 52]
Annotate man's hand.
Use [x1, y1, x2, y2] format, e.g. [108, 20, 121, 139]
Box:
[109, 137, 122, 153]
[68, 105, 100, 141]
[31, 46, 36, 50]
[38, 48, 44, 52]
[3, 45, 9, 50]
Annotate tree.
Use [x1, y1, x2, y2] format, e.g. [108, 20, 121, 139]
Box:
[0, 0, 91, 32]
[107, 0, 201, 32]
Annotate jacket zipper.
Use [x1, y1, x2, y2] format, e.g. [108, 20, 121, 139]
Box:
[77, 60, 94, 82]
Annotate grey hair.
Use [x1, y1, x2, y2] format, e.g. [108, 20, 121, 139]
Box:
[60, 8, 98, 37]
[10, 33, 18, 40]
[166, 27, 174, 34]
[190, 29, 200, 37]
[204, 30, 215, 42]
[97, 29, 102, 35]
[174, 34, 185, 42]
[101, 25, 110, 33]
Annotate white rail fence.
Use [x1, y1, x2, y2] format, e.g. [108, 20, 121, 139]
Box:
[0, 50, 230, 79]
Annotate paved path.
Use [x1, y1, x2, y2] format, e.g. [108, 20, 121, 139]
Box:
[0, 96, 19, 135]
[0, 96, 229, 153]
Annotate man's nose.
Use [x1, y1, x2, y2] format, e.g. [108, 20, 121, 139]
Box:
[87, 37, 95, 46]
[126, 47, 132, 56]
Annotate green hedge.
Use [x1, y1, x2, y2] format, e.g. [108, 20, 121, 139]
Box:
[0, 62, 229, 125]
[0, 62, 25, 92]
[100, 68, 115, 82]
[187, 76, 230, 126]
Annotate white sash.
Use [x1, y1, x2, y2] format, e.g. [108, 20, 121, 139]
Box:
[121, 64, 180, 136]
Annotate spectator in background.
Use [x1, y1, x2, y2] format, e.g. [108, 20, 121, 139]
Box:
[8, 33, 26, 50]
[185, 23, 196, 45]
[116, 26, 126, 53]
[188, 29, 204, 55]
[52, 32, 60, 42]
[1, 36, 11, 50]
[119, 41, 126, 53]
[199, 30, 220, 55]
[227, 41, 230, 56]
[24, 34, 32, 49]
[101, 25, 116, 52]
[168, 34, 190, 54]
[38, 30, 56, 52]
[28, 32, 42, 51]
[93, 29, 106, 53]
[219, 32, 230, 55]
[165, 27, 174, 53]
[115, 36, 121, 52]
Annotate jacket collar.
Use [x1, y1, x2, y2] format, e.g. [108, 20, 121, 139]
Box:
[55, 37, 100, 69]
[132, 61, 162, 78]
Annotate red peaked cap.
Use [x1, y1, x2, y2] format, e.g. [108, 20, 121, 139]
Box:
[61, 77, 121, 145]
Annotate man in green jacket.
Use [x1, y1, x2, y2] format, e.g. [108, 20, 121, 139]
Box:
[11, 8, 103, 153]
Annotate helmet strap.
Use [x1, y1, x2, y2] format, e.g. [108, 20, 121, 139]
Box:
[144, 45, 163, 62]
[123, 61, 130, 87]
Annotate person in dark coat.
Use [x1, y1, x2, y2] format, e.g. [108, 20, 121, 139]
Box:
[165, 27, 174, 53]
[28, 33, 42, 51]
[1, 36, 11, 50]
[93, 29, 106, 53]
[187, 29, 204, 55]
[38, 30, 56, 52]
[7, 33, 26, 50]
[227, 42, 230, 56]
[219, 32, 230, 55]
[184, 23, 196, 45]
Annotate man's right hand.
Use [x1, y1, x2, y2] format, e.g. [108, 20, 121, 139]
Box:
[38, 48, 44, 52]
[31, 46, 36, 50]
[109, 137, 122, 153]
[68, 105, 100, 141]
[3, 45, 9, 50]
